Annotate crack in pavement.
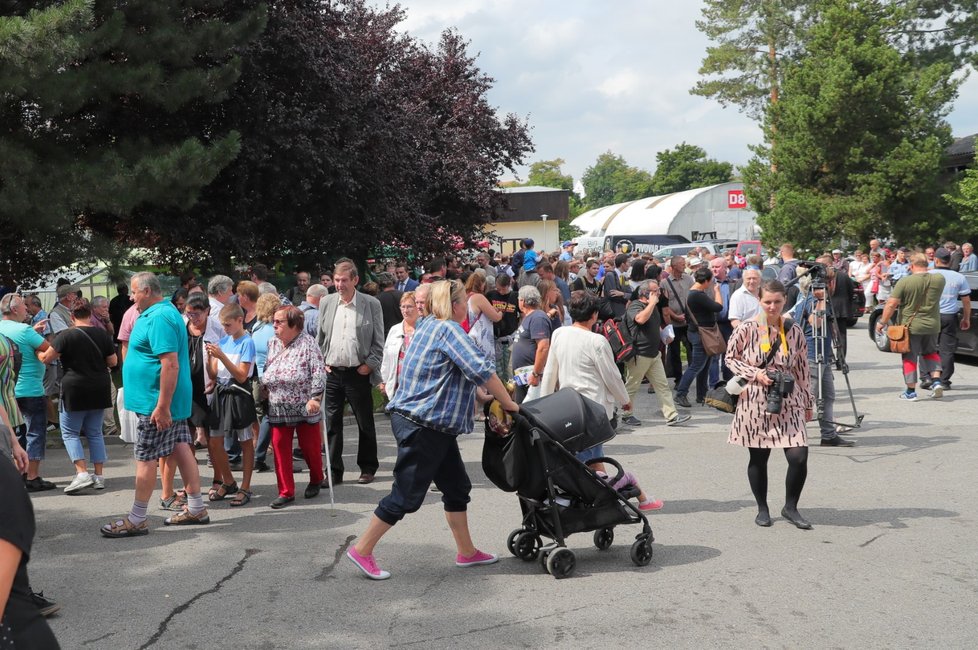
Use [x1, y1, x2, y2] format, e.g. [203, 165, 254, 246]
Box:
[859, 533, 884, 548]
[82, 632, 115, 645]
[316, 535, 356, 581]
[138, 548, 260, 649]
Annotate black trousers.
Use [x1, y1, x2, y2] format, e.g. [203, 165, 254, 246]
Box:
[938, 313, 959, 384]
[665, 325, 691, 380]
[324, 367, 378, 478]
[833, 317, 849, 361]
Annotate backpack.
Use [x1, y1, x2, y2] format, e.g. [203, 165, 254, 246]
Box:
[1, 334, 22, 380]
[601, 318, 636, 364]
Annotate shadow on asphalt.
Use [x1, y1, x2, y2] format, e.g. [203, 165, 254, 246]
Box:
[655, 498, 756, 515]
[792, 506, 958, 530]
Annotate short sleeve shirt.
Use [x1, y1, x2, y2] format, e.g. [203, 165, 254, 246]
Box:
[117, 304, 140, 342]
[930, 268, 970, 314]
[123, 301, 193, 418]
[891, 272, 945, 335]
[216, 333, 256, 385]
[0, 321, 46, 398]
[52, 327, 114, 411]
[511, 309, 553, 369]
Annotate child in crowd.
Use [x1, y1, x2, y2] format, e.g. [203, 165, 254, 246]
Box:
[205, 304, 257, 506]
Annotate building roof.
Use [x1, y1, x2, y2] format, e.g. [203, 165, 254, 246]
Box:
[496, 185, 569, 194]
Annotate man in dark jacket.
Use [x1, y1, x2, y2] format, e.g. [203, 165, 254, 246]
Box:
[602, 253, 630, 319]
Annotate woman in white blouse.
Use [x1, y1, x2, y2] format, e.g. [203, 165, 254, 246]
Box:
[379, 292, 419, 399]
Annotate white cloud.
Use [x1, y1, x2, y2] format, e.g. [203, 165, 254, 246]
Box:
[383, 0, 978, 183]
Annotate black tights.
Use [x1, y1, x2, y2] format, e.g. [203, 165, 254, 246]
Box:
[747, 447, 809, 515]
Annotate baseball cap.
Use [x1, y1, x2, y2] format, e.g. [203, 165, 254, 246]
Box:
[934, 247, 952, 262]
[522, 238, 534, 247]
[562, 240, 576, 248]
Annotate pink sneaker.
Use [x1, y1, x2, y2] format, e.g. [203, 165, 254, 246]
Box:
[455, 549, 499, 567]
[638, 499, 664, 511]
[347, 547, 391, 580]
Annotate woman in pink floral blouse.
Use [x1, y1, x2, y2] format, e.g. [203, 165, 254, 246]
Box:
[260, 306, 328, 509]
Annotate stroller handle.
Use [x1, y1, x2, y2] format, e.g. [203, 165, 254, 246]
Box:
[588, 456, 625, 487]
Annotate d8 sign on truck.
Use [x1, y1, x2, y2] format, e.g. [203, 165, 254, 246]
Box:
[727, 189, 747, 209]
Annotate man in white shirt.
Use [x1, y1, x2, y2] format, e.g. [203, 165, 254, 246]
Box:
[317, 260, 384, 485]
[728, 268, 762, 329]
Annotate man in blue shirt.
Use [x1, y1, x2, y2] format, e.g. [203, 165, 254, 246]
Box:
[101, 272, 209, 538]
[923, 249, 972, 390]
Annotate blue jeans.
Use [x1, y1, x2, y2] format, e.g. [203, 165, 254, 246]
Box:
[15, 396, 47, 461]
[675, 330, 714, 402]
[255, 415, 271, 463]
[59, 408, 108, 464]
[375, 414, 471, 525]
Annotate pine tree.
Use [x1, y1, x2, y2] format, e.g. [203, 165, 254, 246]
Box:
[741, 0, 957, 250]
[0, 0, 266, 285]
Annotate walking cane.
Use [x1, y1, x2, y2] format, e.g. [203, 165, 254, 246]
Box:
[321, 419, 335, 511]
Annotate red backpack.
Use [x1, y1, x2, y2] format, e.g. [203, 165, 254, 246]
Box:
[601, 318, 636, 364]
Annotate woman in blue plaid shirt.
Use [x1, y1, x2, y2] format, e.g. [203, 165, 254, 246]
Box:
[346, 280, 519, 580]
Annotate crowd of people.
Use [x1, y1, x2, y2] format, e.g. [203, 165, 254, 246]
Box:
[0, 234, 972, 639]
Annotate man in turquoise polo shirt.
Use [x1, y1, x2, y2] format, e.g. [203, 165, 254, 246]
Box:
[101, 272, 209, 537]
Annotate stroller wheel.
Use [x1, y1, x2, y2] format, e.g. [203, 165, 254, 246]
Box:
[546, 548, 576, 579]
[514, 532, 541, 561]
[593, 527, 614, 551]
[630, 538, 654, 567]
[506, 529, 524, 557]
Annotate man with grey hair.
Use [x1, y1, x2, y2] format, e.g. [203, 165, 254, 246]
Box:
[299, 284, 328, 337]
[101, 272, 209, 536]
[621, 281, 690, 428]
[661, 255, 693, 381]
[728, 268, 762, 329]
[510, 284, 551, 403]
[286, 270, 311, 305]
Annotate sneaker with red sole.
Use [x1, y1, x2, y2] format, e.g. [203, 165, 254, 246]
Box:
[455, 550, 499, 567]
[347, 547, 390, 580]
[638, 499, 664, 511]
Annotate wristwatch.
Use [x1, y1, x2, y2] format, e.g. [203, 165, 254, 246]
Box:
[532, 371, 542, 378]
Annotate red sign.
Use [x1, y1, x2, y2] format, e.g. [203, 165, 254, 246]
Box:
[728, 189, 747, 209]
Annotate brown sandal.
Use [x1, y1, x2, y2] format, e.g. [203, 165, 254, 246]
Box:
[229, 490, 252, 507]
[208, 482, 238, 502]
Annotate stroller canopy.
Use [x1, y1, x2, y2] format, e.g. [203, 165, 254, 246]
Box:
[520, 389, 616, 453]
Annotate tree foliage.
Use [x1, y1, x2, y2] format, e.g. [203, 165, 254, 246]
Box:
[144, 0, 532, 271]
[0, 0, 266, 286]
[742, 0, 957, 251]
[581, 152, 654, 210]
[692, 0, 978, 126]
[942, 167, 978, 240]
[650, 143, 734, 195]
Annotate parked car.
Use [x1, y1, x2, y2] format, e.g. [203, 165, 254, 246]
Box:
[868, 271, 978, 357]
[654, 239, 736, 260]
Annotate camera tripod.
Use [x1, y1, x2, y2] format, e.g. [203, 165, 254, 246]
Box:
[807, 282, 865, 430]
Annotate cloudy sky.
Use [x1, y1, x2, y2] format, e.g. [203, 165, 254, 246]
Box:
[388, 0, 978, 187]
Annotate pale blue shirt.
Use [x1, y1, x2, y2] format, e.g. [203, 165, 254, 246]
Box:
[929, 268, 970, 314]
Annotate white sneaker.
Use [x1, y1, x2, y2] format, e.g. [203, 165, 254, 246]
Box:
[930, 382, 944, 399]
[64, 473, 95, 494]
[667, 414, 692, 426]
[92, 475, 105, 490]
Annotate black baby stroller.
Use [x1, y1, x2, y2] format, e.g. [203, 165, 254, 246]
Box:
[483, 388, 654, 579]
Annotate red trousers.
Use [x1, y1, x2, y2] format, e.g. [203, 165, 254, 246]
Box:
[272, 422, 324, 498]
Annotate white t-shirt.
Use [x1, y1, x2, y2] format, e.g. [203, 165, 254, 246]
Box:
[728, 286, 761, 324]
[538, 325, 629, 419]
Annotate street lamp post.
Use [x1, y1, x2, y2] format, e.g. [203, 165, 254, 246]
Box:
[540, 214, 548, 252]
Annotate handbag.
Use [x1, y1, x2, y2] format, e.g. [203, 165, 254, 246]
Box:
[684, 296, 726, 356]
[704, 328, 782, 414]
[885, 277, 928, 354]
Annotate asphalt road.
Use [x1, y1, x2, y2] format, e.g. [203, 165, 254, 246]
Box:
[30, 321, 977, 649]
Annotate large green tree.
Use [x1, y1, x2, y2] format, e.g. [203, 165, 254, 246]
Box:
[0, 0, 266, 286]
[943, 167, 978, 241]
[650, 143, 734, 195]
[581, 152, 654, 210]
[741, 0, 957, 250]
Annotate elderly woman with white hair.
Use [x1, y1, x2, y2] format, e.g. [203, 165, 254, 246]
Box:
[510, 284, 553, 404]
